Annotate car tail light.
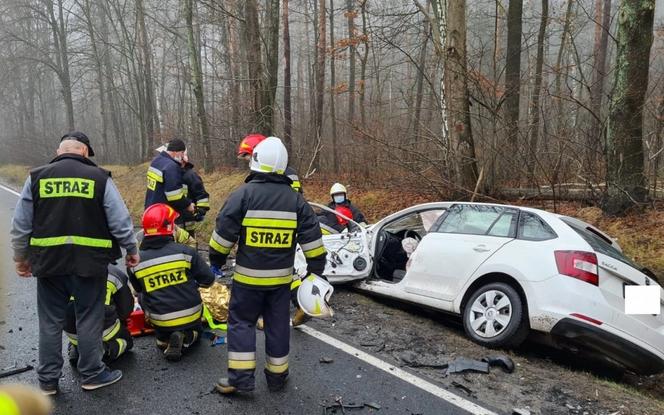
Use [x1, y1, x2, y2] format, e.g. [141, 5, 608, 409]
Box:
[554, 250, 599, 286]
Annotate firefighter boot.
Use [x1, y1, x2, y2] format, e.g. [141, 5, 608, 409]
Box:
[164, 331, 185, 361]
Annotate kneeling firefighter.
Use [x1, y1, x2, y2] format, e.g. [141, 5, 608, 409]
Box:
[65, 264, 134, 365]
[128, 203, 215, 361]
[209, 136, 327, 394]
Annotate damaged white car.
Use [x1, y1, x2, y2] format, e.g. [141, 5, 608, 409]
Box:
[295, 202, 664, 374]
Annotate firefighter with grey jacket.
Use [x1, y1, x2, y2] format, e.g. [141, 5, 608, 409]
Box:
[128, 203, 215, 361]
[10, 132, 139, 394]
[209, 137, 327, 394]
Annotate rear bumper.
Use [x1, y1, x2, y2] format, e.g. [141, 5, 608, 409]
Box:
[551, 318, 664, 375]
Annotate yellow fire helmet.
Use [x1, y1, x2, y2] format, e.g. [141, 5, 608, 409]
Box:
[297, 274, 334, 318]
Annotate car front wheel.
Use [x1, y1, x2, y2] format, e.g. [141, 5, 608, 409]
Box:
[462, 282, 529, 348]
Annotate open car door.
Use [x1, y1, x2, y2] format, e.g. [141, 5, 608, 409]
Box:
[294, 202, 373, 284]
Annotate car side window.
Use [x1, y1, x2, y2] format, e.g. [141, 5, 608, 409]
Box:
[436, 204, 516, 237]
[487, 211, 518, 237]
[517, 212, 557, 241]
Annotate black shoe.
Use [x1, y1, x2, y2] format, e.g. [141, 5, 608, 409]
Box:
[214, 378, 253, 395]
[164, 331, 185, 361]
[267, 376, 288, 392]
[81, 369, 123, 391]
[68, 343, 79, 367]
[39, 382, 59, 396]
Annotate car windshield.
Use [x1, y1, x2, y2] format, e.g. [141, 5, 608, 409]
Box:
[561, 218, 641, 269]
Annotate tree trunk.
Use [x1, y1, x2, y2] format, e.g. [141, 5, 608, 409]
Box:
[314, 0, 327, 162]
[283, 0, 293, 155]
[82, 0, 109, 161]
[555, 0, 574, 134]
[185, 0, 212, 171]
[244, 0, 263, 133]
[260, 0, 280, 135]
[505, 0, 522, 146]
[359, 0, 369, 127]
[413, 12, 430, 144]
[588, 0, 612, 169]
[446, 0, 479, 191]
[137, 0, 158, 153]
[527, 0, 549, 182]
[603, 0, 655, 214]
[47, 0, 75, 131]
[346, 0, 356, 124]
[428, 0, 450, 160]
[329, 0, 339, 173]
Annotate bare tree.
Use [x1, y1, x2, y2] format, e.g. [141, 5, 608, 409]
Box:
[283, 0, 293, 154]
[603, 0, 655, 214]
[527, 0, 549, 182]
[184, 0, 212, 170]
[504, 0, 522, 146]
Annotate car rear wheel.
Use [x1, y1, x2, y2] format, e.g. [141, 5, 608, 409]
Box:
[463, 282, 529, 348]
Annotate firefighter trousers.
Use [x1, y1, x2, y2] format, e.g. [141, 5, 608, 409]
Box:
[37, 275, 106, 385]
[227, 283, 290, 391]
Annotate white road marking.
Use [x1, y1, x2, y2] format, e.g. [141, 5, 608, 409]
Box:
[298, 325, 498, 415]
[0, 183, 21, 197]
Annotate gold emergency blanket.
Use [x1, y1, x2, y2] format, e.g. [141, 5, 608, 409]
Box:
[199, 282, 230, 322]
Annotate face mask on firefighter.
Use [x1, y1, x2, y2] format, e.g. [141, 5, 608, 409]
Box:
[333, 194, 346, 204]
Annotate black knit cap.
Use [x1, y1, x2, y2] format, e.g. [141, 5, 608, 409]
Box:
[61, 131, 95, 157]
[167, 139, 186, 152]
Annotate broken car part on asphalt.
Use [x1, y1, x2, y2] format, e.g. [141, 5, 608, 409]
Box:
[0, 365, 34, 379]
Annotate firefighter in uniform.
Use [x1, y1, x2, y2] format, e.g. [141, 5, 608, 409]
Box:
[128, 203, 215, 361]
[324, 183, 367, 232]
[66, 264, 134, 364]
[210, 137, 326, 394]
[145, 138, 195, 216]
[10, 132, 139, 394]
[236, 133, 310, 327]
[180, 152, 210, 236]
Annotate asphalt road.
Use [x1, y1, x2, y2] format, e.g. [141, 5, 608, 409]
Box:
[0, 183, 497, 415]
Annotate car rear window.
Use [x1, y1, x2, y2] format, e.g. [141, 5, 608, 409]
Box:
[561, 218, 640, 269]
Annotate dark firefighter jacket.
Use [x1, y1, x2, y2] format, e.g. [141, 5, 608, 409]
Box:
[65, 264, 134, 344]
[128, 236, 214, 330]
[180, 162, 210, 229]
[285, 166, 303, 194]
[209, 172, 326, 289]
[145, 151, 192, 213]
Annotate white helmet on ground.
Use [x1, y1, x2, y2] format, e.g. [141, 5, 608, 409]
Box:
[297, 274, 334, 318]
[249, 136, 288, 174]
[330, 182, 347, 196]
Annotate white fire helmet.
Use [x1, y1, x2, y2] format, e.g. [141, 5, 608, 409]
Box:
[249, 136, 288, 174]
[297, 274, 334, 318]
[329, 182, 347, 196]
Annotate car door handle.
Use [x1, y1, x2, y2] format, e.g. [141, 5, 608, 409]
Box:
[473, 245, 491, 253]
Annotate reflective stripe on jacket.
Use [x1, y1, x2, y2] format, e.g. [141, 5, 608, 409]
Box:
[128, 237, 214, 330]
[209, 173, 325, 289]
[145, 152, 191, 213]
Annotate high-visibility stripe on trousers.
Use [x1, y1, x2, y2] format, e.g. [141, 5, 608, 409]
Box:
[226, 283, 290, 390]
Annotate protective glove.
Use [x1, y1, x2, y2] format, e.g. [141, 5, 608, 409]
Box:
[210, 265, 224, 279]
[194, 208, 207, 222]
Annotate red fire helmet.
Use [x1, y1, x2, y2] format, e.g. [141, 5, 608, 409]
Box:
[142, 203, 179, 236]
[237, 133, 267, 157]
